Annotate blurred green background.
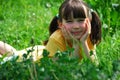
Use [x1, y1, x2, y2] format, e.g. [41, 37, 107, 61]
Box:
[0, 0, 120, 79]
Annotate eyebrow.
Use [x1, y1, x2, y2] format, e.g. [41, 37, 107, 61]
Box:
[73, 18, 85, 20]
[77, 18, 85, 20]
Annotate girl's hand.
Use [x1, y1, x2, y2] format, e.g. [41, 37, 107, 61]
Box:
[80, 18, 91, 42]
[61, 25, 79, 45]
[61, 25, 81, 58]
[61, 25, 72, 42]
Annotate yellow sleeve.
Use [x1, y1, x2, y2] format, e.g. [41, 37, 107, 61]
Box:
[45, 38, 65, 57]
[87, 36, 94, 50]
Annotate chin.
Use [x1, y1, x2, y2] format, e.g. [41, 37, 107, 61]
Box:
[75, 36, 81, 40]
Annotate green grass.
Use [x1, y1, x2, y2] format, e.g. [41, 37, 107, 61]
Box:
[0, 0, 120, 79]
[0, 0, 62, 49]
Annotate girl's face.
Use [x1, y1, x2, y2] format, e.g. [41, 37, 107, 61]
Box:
[62, 18, 87, 40]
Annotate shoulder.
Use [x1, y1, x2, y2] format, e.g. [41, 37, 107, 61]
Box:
[49, 29, 66, 48]
[45, 29, 66, 56]
[50, 29, 64, 41]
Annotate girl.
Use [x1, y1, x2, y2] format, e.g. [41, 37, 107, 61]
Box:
[0, 0, 101, 62]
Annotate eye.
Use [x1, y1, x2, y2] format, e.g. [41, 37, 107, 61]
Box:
[77, 18, 85, 22]
[66, 20, 73, 23]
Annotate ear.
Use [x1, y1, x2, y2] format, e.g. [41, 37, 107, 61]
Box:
[57, 20, 63, 28]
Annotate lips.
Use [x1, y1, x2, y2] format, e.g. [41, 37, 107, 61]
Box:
[71, 31, 82, 35]
[71, 31, 84, 39]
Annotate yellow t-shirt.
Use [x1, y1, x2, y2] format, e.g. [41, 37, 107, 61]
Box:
[45, 29, 94, 58]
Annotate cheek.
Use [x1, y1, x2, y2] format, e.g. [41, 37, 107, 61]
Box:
[79, 23, 86, 30]
[64, 24, 72, 31]
[82, 25, 86, 30]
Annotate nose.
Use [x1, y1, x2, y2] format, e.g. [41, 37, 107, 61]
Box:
[72, 22, 80, 29]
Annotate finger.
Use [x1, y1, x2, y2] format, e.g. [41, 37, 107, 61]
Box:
[63, 25, 71, 37]
[65, 27, 78, 43]
[62, 25, 71, 41]
[85, 18, 91, 34]
[61, 27, 68, 38]
[87, 19, 91, 34]
[63, 25, 77, 42]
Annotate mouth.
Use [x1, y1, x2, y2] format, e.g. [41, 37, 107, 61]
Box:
[71, 31, 84, 39]
[71, 31, 82, 35]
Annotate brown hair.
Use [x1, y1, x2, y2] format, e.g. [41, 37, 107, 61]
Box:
[45, 0, 101, 45]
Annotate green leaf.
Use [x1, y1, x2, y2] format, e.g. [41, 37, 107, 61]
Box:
[42, 49, 49, 57]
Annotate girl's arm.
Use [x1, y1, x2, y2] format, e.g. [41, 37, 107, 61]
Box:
[72, 36, 98, 63]
[80, 18, 98, 64]
[81, 41, 97, 60]
[72, 41, 81, 58]
[81, 41, 98, 64]
[81, 40, 91, 59]
[61, 26, 82, 58]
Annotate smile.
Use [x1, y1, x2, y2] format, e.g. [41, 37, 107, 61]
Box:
[71, 31, 82, 35]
